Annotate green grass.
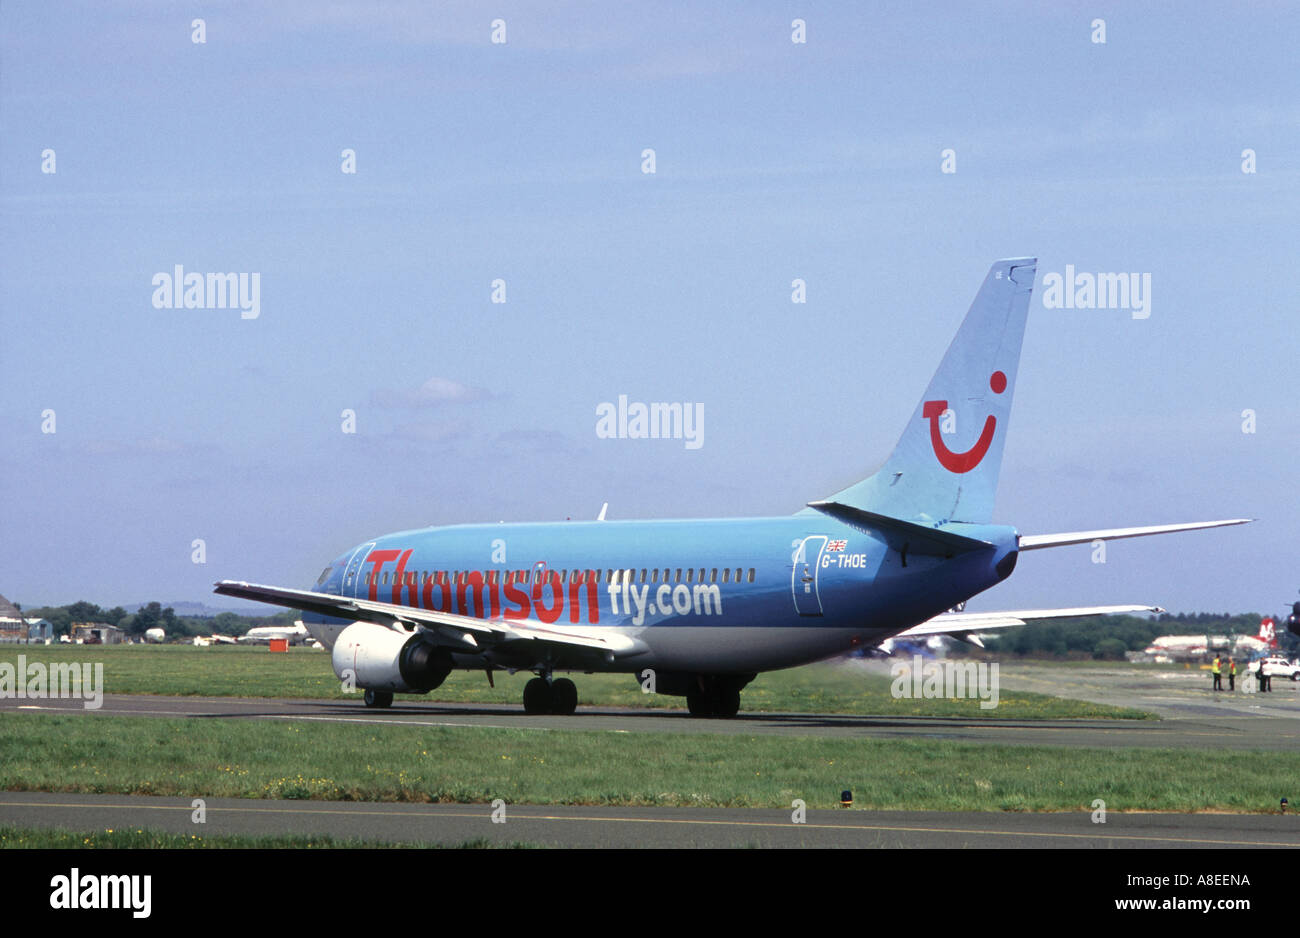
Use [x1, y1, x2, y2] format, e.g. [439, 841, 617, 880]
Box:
[0, 645, 1151, 719]
[0, 825, 534, 848]
[1, 712, 1290, 812]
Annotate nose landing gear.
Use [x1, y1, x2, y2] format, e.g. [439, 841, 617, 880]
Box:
[363, 689, 394, 709]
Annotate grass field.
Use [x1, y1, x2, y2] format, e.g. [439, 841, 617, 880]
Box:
[0, 825, 534, 848]
[0, 645, 1152, 719]
[1, 712, 1288, 812]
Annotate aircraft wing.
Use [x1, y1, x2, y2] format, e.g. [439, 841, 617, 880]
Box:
[1019, 519, 1250, 550]
[896, 604, 1164, 647]
[213, 580, 648, 659]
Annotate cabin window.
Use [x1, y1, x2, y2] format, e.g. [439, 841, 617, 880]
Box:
[710, 568, 717, 583]
[723, 568, 730, 583]
[382, 572, 389, 586]
[748, 568, 756, 583]
[735, 568, 743, 582]
[316, 568, 332, 586]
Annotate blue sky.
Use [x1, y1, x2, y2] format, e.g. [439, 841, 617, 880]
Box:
[1, 1, 1297, 615]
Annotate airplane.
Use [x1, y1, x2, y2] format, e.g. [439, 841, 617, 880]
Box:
[1143, 618, 1279, 661]
[215, 257, 1249, 717]
[143, 627, 166, 644]
[237, 622, 311, 645]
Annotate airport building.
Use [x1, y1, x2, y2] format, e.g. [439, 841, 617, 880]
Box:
[0, 593, 30, 643]
[70, 622, 125, 645]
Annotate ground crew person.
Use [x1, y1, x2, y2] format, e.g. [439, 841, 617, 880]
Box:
[1229, 658, 1236, 691]
[1212, 655, 1222, 691]
[1256, 662, 1268, 692]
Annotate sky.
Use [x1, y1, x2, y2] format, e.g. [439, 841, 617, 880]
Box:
[1, 1, 1297, 616]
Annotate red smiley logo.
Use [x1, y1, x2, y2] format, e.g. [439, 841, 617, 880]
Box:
[923, 371, 1006, 474]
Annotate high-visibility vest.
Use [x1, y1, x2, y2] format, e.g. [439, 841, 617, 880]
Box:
[1212, 659, 1221, 674]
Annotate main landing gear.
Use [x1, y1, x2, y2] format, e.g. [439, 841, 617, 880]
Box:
[523, 674, 578, 715]
[686, 676, 743, 718]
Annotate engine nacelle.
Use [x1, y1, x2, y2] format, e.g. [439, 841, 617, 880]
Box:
[1288, 602, 1300, 639]
[331, 622, 453, 694]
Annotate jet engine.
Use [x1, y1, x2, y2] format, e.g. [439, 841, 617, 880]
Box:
[331, 622, 453, 693]
[1287, 602, 1300, 639]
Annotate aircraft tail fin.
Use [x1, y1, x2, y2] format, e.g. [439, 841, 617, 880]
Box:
[824, 258, 1037, 524]
[1258, 617, 1279, 648]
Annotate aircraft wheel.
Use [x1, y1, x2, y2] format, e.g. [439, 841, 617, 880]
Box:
[715, 687, 741, 718]
[523, 677, 552, 714]
[364, 689, 393, 709]
[686, 689, 713, 717]
[552, 678, 578, 715]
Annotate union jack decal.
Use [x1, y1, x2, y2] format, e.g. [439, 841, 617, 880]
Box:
[827, 539, 847, 552]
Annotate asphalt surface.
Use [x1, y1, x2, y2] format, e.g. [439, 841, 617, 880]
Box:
[3, 791, 1297, 848]
[4, 689, 1300, 750]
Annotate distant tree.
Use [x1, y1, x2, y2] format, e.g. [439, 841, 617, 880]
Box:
[128, 602, 163, 636]
[65, 600, 104, 623]
[1093, 638, 1128, 660]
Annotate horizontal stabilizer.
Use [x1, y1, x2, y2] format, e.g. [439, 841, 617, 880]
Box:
[1019, 519, 1251, 551]
[807, 500, 993, 557]
[899, 604, 1165, 638]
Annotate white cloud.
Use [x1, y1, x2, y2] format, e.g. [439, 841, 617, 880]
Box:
[371, 377, 492, 408]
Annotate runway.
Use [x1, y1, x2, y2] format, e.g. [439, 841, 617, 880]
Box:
[2, 791, 1297, 848]
[4, 691, 1299, 750]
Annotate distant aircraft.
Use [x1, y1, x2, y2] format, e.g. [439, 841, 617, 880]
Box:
[217, 258, 1248, 716]
[237, 622, 310, 645]
[1144, 618, 1279, 661]
[144, 628, 165, 644]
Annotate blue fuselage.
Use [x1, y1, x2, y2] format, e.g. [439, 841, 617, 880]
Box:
[304, 516, 1020, 675]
